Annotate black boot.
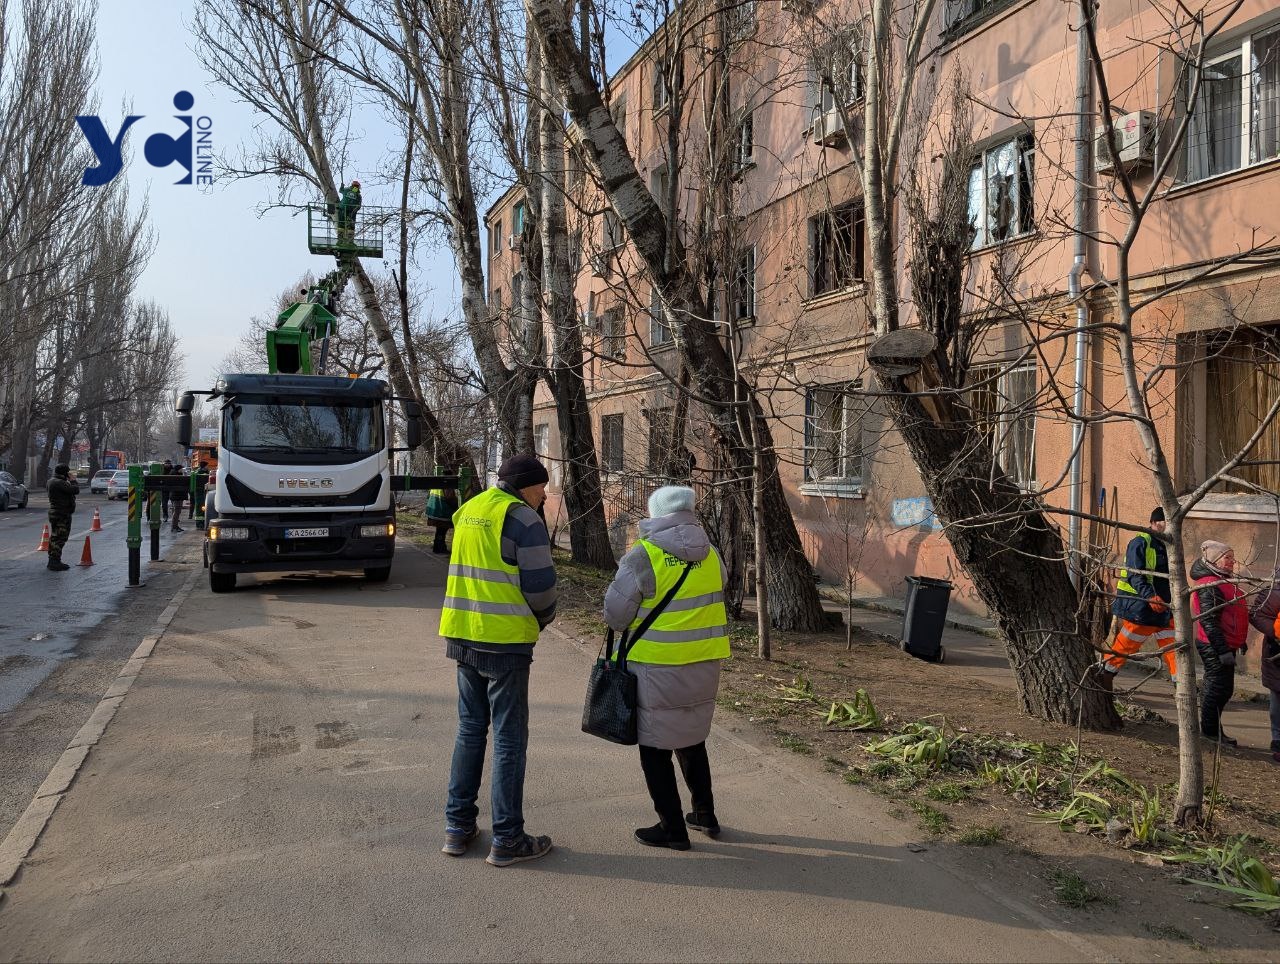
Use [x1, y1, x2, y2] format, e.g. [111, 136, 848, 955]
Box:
[638, 745, 691, 849]
[47, 559, 70, 571]
[634, 822, 691, 850]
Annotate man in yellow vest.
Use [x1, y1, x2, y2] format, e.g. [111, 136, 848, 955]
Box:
[1100, 506, 1176, 690]
[439, 453, 558, 866]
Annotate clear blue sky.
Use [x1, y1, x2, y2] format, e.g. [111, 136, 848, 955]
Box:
[94, 0, 461, 388]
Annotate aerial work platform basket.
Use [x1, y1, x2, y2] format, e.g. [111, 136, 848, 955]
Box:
[307, 202, 387, 259]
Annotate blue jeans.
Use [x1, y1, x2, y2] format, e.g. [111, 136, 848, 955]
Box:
[445, 662, 530, 844]
[1270, 689, 1280, 750]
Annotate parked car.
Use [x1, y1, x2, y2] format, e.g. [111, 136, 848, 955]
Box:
[90, 469, 116, 494]
[0, 471, 29, 511]
[106, 470, 131, 500]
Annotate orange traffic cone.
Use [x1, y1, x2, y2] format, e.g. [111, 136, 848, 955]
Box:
[91, 508, 103, 532]
[37, 524, 50, 552]
[78, 536, 94, 567]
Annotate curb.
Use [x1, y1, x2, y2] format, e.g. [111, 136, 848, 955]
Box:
[840, 596, 1004, 641]
[0, 565, 201, 891]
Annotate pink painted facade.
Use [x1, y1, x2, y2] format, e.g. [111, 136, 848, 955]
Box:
[485, 0, 1280, 675]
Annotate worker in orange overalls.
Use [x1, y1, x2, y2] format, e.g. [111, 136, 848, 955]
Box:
[1099, 506, 1176, 690]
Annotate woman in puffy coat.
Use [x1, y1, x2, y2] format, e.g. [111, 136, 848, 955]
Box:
[1190, 540, 1249, 745]
[602, 485, 730, 851]
[1247, 567, 1280, 764]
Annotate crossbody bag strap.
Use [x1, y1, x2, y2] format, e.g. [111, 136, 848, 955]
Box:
[618, 562, 694, 672]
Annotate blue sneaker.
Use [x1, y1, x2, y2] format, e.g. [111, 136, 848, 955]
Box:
[441, 826, 479, 856]
[485, 833, 552, 867]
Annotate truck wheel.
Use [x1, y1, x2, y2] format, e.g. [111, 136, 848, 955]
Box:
[210, 570, 237, 593]
[364, 566, 391, 583]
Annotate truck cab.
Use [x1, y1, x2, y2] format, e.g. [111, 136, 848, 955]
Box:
[183, 373, 413, 593]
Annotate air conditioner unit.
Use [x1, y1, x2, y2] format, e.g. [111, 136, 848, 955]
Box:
[507, 234, 523, 253]
[1094, 111, 1157, 174]
[812, 106, 847, 147]
[581, 308, 598, 332]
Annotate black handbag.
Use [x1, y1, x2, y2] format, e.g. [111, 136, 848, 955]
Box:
[581, 563, 693, 745]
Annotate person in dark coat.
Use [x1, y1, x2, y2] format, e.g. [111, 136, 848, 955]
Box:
[45, 464, 79, 571]
[1190, 540, 1249, 745]
[602, 485, 730, 851]
[336, 180, 361, 245]
[1247, 567, 1280, 763]
[161, 459, 174, 520]
[167, 462, 185, 532]
[1100, 507, 1175, 687]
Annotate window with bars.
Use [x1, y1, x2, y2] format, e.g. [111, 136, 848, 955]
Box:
[602, 307, 626, 360]
[653, 53, 672, 112]
[1185, 26, 1280, 182]
[736, 111, 755, 171]
[1177, 325, 1280, 494]
[808, 204, 864, 297]
[601, 414, 625, 472]
[807, 29, 864, 120]
[804, 382, 867, 483]
[730, 0, 756, 40]
[646, 406, 673, 470]
[967, 132, 1035, 249]
[942, 0, 1018, 41]
[965, 364, 1037, 489]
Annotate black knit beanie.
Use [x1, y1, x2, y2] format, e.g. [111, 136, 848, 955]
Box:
[498, 453, 549, 490]
[1149, 506, 1165, 524]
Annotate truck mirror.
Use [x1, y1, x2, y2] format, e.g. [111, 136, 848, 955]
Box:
[402, 399, 423, 449]
[177, 412, 192, 447]
[176, 392, 196, 414]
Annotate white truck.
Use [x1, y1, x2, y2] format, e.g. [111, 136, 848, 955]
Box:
[176, 372, 426, 593]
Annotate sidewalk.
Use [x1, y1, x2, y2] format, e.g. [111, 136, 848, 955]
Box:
[0, 546, 1162, 962]
[809, 588, 1275, 753]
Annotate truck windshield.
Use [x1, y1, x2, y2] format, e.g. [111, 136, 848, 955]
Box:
[223, 395, 384, 462]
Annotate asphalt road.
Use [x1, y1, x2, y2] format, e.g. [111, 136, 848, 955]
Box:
[3, 541, 1255, 962]
[0, 490, 197, 841]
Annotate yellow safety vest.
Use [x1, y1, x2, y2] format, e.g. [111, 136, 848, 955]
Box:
[1116, 532, 1158, 597]
[625, 540, 730, 665]
[439, 487, 539, 644]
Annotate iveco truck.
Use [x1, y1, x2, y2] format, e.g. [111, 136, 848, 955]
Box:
[176, 373, 423, 593]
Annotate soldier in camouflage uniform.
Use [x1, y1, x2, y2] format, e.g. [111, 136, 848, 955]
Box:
[46, 463, 79, 571]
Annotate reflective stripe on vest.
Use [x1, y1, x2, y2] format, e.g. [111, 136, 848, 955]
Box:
[438, 487, 538, 644]
[625, 540, 730, 665]
[1116, 532, 1157, 597]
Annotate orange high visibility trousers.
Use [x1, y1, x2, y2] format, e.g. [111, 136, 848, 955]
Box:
[1103, 619, 1177, 677]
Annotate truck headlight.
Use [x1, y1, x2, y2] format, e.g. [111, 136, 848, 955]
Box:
[359, 523, 395, 538]
[209, 526, 250, 541]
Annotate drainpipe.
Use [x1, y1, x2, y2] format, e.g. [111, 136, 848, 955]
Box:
[1067, 0, 1093, 589]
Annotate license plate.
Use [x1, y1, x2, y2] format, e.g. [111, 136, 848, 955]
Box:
[284, 527, 329, 539]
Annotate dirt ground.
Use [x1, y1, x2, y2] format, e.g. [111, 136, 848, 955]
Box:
[541, 546, 1280, 950]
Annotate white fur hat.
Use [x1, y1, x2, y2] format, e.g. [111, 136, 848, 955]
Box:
[648, 485, 695, 518]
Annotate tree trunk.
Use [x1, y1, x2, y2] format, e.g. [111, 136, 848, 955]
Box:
[536, 56, 614, 568]
[528, 0, 829, 630]
[869, 332, 1120, 729]
[1164, 524, 1204, 824]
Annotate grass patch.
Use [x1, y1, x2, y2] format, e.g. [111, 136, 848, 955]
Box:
[843, 770, 866, 786]
[867, 759, 903, 780]
[957, 825, 1005, 846]
[909, 801, 951, 835]
[779, 734, 813, 756]
[925, 781, 976, 803]
[1048, 869, 1106, 909]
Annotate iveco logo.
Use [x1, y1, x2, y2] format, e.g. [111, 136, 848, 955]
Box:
[277, 478, 335, 489]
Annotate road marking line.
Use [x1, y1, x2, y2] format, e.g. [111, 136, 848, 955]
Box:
[0, 561, 201, 890]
